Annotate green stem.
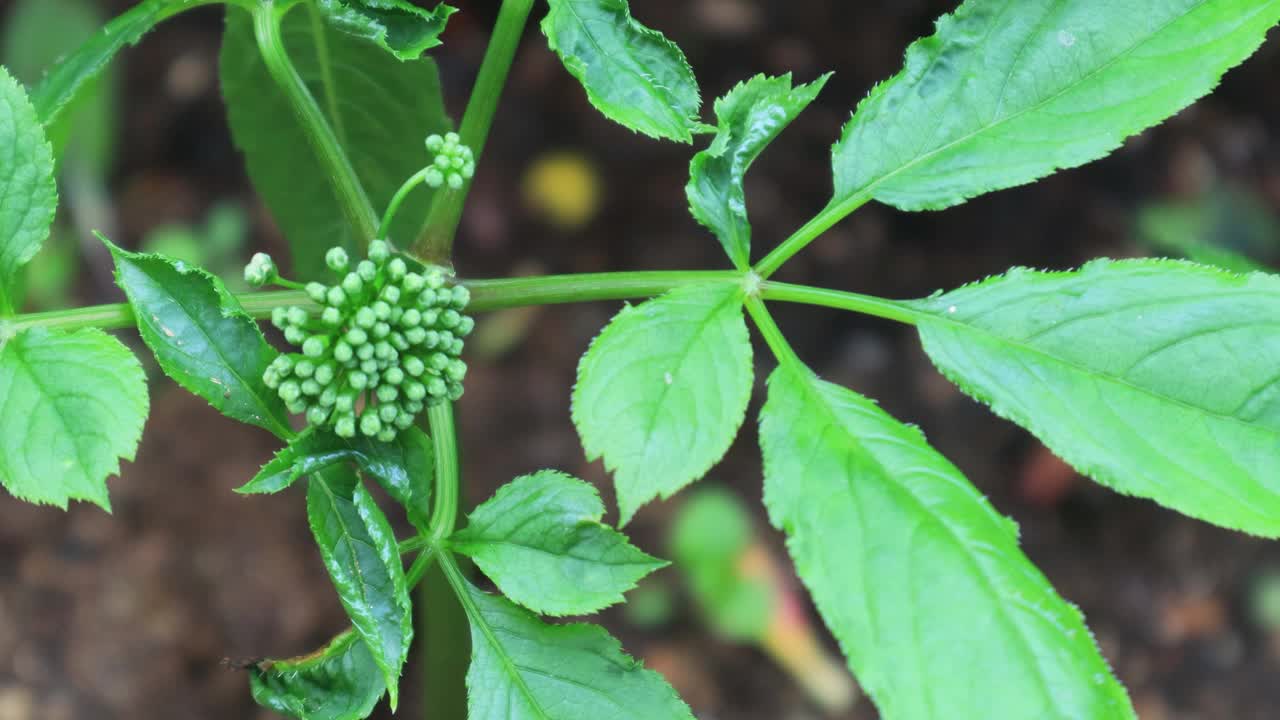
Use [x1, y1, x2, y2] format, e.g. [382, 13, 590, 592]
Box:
[427, 402, 460, 544]
[413, 0, 535, 264]
[744, 295, 803, 369]
[380, 168, 434, 243]
[465, 270, 738, 310]
[753, 191, 872, 279]
[250, 1, 378, 244]
[760, 280, 922, 325]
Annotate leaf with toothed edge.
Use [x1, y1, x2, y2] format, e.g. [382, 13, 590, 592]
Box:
[249, 628, 386, 720]
[0, 65, 57, 314]
[760, 362, 1134, 719]
[831, 0, 1280, 213]
[450, 470, 667, 616]
[315, 0, 457, 61]
[0, 328, 148, 510]
[914, 258, 1280, 537]
[572, 282, 753, 524]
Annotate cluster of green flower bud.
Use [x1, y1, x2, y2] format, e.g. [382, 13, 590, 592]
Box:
[424, 132, 475, 190]
[244, 252, 278, 288]
[257, 241, 473, 442]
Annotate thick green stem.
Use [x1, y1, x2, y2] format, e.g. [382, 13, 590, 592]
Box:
[753, 191, 872, 279]
[426, 401, 461, 543]
[744, 295, 803, 370]
[251, 1, 378, 244]
[760, 280, 922, 325]
[414, 0, 535, 264]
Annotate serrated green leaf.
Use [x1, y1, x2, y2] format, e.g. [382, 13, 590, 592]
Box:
[688, 73, 828, 269]
[542, 0, 704, 142]
[316, 0, 456, 61]
[307, 472, 413, 708]
[103, 239, 291, 438]
[832, 0, 1280, 213]
[238, 427, 432, 531]
[572, 282, 752, 524]
[0, 328, 148, 510]
[459, 578, 694, 720]
[450, 470, 666, 616]
[914, 259, 1280, 537]
[0, 65, 56, 315]
[28, 0, 196, 131]
[220, 5, 451, 278]
[250, 628, 386, 720]
[760, 363, 1134, 720]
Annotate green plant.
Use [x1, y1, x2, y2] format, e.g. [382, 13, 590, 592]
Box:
[2, 1, 1279, 718]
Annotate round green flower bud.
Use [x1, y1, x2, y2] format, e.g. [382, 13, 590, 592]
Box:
[388, 258, 407, 280]
[425, 134, 444, 152]
[445, 132, 460, 145]
[405, 399, 425, 414]
[426, 377, 447, 397]
[450, 154, 466, 170]
[405, 380, 426, 401]
[401, 308, 422, 328]
[434, 153, 452, 170]
[349, 371, 369, 390]
[294, 359, 315, 378]
[368, 240, 390, 265]
[394, 413, 414, 430]
[314, 363, 336, 386]
[380, 285, 401, 304]
[405, 327, 427, 346]
[271, 306, 289, 329]
[287, 307, 309, 326]
[450, 337, 464, 355]
[284, 326, 307, 345]
[244, 253, 277, 287]
[447, 381, 464, 401]
[322, 307, 343, 326]
[440, 309, 461, 329]
[361, 358, 379, 375]
[417, 289, 438, 307]
[403, 273, 424, 293]
[372, 322, 391, 339]
[357, 260, 377, 283]
[462, 161, 476, 179]
[377, 428, 398, 443]
[302, 336, 327, 358]
[263, 368, 281, 389]
[287, 398, 308, 415]
[385, 367, 405, 385]
[279, 380, 302, 403]
[356, 343, 375, 361]
[271, 355, 295, 375]
[447, 172, 464, 190]
[301, 379, 322, 396]
[378, 404, 399, 424]
[425, 268, 446, 290]
[403, 356, 426, 377]
[424, 167, 445, 188]
[421, 309, 440, 327]
[438, 331, 456, 348]
[336, 393, 356, 414]
[333, 341, 354, 364]
[456, 316, 475, 336]
[355, 306, 376, 329]
[335, 415, 357, 439]
[360, 413, 382, 437]
[451, 285, 471, 308]
[366, 370, 381, 387]
[326, 286, 347, 307]
[446, 359, 467, 381]
[306, 282, 328, 304]
[319, 386, 338, 407]
[374, 341, 394, 361]
[346, 327, 368, 346]
[307, 406, 330, 426]
[388, 306, 404, 325]
[342, 273, 364, 296]
[390, 333, 410, 351]
[325, 247, 350, 273]
[372, 301, 392, 321]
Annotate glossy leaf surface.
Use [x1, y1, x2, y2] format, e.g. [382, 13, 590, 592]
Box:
[315, 0, 456, 60]
[250, 629, 385, 720]
[0, 66, 56, 313]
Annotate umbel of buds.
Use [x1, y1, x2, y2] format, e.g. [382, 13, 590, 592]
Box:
[424, 132, 476, 190]
[252, 241, 473, 442]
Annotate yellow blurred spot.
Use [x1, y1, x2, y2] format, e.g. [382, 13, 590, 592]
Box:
[521, 151, 602, 230]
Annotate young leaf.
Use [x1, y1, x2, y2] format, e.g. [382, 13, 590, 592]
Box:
[914, 259, 1280, 537]
[572, 282, 753, 524]
[831, 0, 1280, 213]
[238, 428, 433, 532]
[29, 0, 197, 129]
[760, 363, 1135, 720]
[0, 65, 57, 314]
[104, 240, 292, 438]
[0, 328, 148, 510]
[307, 472, 413, 708]
[459, 578, 694, 720]
[315, 0, 457, 61]
[250, 628, 386, 720]
[449, 470, 666, 616]
[542, 0, 704, 143]
[688, 73, 828, 269]
[220, 5, 451, 278]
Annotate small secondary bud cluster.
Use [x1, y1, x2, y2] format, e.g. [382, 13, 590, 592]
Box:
[424, 132, 475, 190]
[256, 241, 473, 442]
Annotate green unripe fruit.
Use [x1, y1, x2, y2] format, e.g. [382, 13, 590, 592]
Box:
[342, 273, 364, 296]
[284, 326, 307, 345]
[355, 307, 377, 329]
[333, 341, 354, 364]
[385, 367, 405, 385]
[325, 247, 350, 273]
[368, 240, 390, 264]
[378, 404, 399, 424]
[326, 286, 347, 307]
[306, 282, 328, 303]
[307, 406, 330, 426]
[346, 327, 368, 346]
[280, 380, 302, 403]
[302, 336, 327, 358]
[322, 307, 343, 326]
[335, 415, 356, 438]
[366, 371, 381, 387]
[360, 413, 382, 437]
[404, 356, 425, 377]
[451, 155, 466, 170]
[294, 360, 315, 378]
[357, 260, 377, 283]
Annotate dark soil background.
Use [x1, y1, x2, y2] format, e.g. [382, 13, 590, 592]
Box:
[2, 1, 1280, 719]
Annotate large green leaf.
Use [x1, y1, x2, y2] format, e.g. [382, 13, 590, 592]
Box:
[0, 65, 56, 314]
[760, 363, 1133, 720]
[307, 472, 413, 708]
[688, 73, 828, 269]
[0, 328, 148, 510]
[240, 427, 433, 532]
[220, 5, 451, 278]
[914, 259, 1280, 536]
[449, 470, 666, 616]
[29, 0, 205, 130]
[460, 578, 694, 720]
[572, 282, 752, 524]
[316, 0, 456, 61]
[250, 628, 386, 720]
[104, 240, 291, 438]
[831, 0, 1280, 213]
[542, 0, 704, 143]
